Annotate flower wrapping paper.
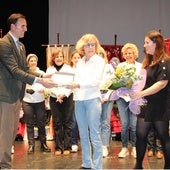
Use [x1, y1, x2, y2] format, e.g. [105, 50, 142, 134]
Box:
[109, 68, 147, 115]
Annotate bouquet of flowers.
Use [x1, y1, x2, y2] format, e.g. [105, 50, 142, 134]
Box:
[102, 64, 147, 115]
[105, 64, 141, 90]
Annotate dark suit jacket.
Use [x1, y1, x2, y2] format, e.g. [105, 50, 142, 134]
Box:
[0, 33, 39, 103]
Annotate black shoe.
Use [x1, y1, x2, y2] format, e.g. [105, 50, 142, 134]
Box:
[15, 134, 23, 141]
[27, 145, 34, 154]
[41, 143, 51, 152]
[134, 164, 143, 169]
[79, 167, 91, 169]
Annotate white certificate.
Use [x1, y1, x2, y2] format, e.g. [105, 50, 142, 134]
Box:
[52, 72, 75, 84]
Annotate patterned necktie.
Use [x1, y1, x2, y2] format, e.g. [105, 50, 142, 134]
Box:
[16, 40, 20, 54]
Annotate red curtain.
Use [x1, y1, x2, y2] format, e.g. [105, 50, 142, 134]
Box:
[101, 45, 124, 62]
[165, 38, 170, 55]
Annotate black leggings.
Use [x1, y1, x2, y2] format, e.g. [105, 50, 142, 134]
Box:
[135, 118, 170, 169]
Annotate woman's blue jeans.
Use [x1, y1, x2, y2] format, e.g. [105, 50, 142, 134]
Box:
[116, 98, 137, 147]
[72, 108, 79, 145]
[75, 98, 102, 170]
[101, 101, 114, 146]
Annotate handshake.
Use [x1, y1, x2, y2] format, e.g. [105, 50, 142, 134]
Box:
[36, 73, 80, 89]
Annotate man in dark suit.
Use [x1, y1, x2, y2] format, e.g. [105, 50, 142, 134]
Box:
[0, 13, 57, 169]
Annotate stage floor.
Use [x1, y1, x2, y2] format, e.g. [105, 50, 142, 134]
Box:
[11, 139, 164, 169]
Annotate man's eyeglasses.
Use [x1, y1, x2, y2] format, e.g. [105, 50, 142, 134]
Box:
[84, 43, 96, 48]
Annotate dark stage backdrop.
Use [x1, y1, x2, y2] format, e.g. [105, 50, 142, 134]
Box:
[0, 0, 49, 71]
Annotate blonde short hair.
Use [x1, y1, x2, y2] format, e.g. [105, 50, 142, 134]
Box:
[121, 43, 139, 60]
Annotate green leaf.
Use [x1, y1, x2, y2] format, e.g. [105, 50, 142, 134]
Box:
[108, 82, 122, 90]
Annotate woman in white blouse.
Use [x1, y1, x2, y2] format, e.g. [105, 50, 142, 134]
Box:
[22, 54, 51, 154]
[46, 48, 74, 156]
[69, 34, 105, 169]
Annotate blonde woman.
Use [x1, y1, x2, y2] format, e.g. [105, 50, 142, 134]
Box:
[116, 43, 142, 158]
[69, 34, 105, 169]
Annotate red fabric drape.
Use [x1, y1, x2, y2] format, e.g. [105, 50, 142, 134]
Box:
[102, 45, 124, 62]
[165, 38, 170, 55]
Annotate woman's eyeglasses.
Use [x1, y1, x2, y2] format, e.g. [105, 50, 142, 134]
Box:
[84, 43, 96, 48]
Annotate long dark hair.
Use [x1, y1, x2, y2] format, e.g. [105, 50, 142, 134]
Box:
[142, 30, 170, 68]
